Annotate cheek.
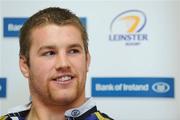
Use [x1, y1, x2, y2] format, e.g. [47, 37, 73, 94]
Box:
[30, 58, 54, 80]
[71, 57, 88, 73]
[71, 57, 88, 89]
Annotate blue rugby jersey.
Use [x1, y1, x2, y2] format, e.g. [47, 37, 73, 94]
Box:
[0, 98, 113, 120]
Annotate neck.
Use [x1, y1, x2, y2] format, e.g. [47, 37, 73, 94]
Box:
[27, 95, 86, 120]
[27, 103, 66, 120]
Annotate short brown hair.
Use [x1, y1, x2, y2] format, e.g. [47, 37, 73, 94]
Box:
[19, 7, 88, 64]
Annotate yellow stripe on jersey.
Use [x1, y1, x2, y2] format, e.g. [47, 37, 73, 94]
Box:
[94, 112, 111, 120]
[0, 116, 8, 120]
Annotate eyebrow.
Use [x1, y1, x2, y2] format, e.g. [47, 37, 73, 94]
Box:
[37, 43, 83, 53]
[67, 43, 83, 50]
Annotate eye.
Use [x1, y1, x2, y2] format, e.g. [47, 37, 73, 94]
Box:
[68, 49, 80, 55]
[42, 51, 56, 56]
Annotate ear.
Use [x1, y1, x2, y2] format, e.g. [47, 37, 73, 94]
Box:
[19, 55, 30, 78]
[86, 52, 91, 72]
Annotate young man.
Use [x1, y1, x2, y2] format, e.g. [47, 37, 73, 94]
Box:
[0, 7, 113, 120]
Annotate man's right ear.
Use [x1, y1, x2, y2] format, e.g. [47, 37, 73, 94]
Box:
[19, 55, 30, 78]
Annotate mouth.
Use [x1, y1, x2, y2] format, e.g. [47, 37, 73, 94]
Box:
[52, 75, 75, 85]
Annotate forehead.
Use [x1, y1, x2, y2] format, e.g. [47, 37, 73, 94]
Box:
[30, 24, 84, 48]
[31, 23, 82, 36]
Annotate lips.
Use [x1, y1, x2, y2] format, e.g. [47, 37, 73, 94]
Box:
[52, 74, 75, 84]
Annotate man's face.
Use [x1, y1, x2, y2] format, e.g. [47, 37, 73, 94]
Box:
[20, 24, 90, 106]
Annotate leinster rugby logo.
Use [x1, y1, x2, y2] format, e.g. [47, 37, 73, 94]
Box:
[109, 9, 148, 46]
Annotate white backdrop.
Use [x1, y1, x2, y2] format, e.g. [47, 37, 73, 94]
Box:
[0, 0, 180, 120]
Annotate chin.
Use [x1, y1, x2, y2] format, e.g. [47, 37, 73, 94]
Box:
[52, 94, 77, 105]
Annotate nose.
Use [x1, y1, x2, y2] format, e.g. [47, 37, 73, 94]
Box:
[55, 52, 70, 71]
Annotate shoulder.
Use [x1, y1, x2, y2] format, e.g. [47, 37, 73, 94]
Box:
[0, 103, 31, 120]
[0, 110, 29, 120]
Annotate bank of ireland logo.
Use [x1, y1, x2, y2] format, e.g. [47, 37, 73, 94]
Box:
[109, 9, 148, 46]
[152, 82, 170, 93]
